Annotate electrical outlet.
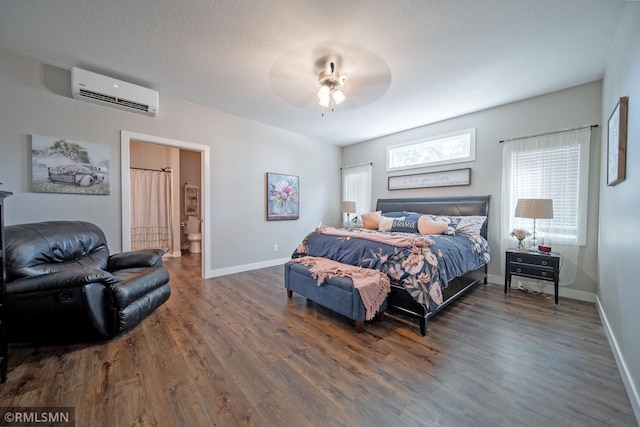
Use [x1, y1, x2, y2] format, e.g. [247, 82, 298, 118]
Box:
[273, 244, 278, 252]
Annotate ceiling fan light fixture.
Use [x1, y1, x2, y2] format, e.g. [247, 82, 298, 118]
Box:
[317, 60, 346, 115]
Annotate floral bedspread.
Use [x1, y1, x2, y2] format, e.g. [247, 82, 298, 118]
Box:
[291, 228, 490, 313]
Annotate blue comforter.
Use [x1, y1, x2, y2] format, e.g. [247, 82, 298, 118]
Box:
[291, 229, 490, 313]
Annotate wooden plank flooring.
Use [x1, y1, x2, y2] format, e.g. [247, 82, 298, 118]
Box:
[1, 252, 637, 426]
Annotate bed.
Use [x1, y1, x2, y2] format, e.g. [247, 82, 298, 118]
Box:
[286, 196, 491, 335]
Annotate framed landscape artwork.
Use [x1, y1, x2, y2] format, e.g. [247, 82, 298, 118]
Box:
[31, 135, 110, 195]
[266, 172, 299, 220]
[607, 96, 628, 186]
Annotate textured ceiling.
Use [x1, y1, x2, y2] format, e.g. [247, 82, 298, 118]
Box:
[0, 0, 629, 146]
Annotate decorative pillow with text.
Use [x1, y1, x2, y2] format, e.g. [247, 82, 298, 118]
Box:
[390, 219, 419, 233]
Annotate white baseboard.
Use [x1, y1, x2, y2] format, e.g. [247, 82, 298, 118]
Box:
[559, 286, 595, 302]
[596, 295, 640, 426]
[205, 257, 289, 278]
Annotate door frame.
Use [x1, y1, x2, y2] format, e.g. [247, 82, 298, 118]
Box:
[120, 130, 211, 278]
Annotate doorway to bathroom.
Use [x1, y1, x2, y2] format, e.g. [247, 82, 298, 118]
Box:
[120, 131, 211, 278]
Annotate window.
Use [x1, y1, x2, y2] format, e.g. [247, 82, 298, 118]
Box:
[341, 163, 372, 222]
[386, 128, 476, 172]
[501, 127, 591, 246]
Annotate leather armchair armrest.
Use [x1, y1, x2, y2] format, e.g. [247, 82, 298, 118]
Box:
[6, 269, 117, 295]
[107, 249, 164, 271]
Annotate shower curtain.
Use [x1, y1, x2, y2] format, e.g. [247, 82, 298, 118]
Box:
[130, 168, 173, 253]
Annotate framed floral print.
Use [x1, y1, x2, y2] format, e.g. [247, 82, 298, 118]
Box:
[266, 172, 299, 220]
[607, 96, 628, 186]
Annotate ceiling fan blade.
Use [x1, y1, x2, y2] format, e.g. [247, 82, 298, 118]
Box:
[348, 73, 392, 88]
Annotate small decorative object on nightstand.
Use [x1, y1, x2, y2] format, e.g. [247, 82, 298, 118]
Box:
[510, 228, 530, 251]
[504, 248, 561, 304]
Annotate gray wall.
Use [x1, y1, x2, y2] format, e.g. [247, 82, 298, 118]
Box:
[342, 81, 602, 301]
[599, 2, 640, 421]
[0, 47, 341, 273]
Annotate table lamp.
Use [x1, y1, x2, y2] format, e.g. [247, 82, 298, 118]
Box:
[515, 198, 553, 250]
[341, 201, 356, 229]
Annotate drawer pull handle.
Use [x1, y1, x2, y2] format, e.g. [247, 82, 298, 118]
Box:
[516, 268, 522, 273]
[516, 258, 522, 262]
[542, 261, 548, 266]
[541, 272, 547, 277]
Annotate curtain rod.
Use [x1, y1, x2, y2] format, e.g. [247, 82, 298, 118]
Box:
[130, 167, 172, 172]
[499, 124, 598, 143]
[340, 161, 372, 170]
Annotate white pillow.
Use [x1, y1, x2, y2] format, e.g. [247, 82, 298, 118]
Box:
[455, 216, 487, 236]
[378, 216, 404, 232]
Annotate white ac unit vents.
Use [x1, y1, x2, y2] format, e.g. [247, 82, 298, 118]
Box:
[71, 67, 159, 117]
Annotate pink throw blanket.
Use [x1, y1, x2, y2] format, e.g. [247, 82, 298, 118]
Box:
[315, 225, 434, 247]
[290, 256, 390, 321]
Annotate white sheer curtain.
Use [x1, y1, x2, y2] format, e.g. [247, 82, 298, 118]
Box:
[341, 163, 372, 223]
[130, 168, 173, 253]
[501, 126, 592, 285]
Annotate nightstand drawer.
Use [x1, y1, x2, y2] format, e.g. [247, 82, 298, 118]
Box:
[508, 253, 558, 268]
[509, 264, 557, 281]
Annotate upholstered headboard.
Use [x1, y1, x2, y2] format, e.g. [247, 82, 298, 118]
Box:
[375, 196, 491, 238]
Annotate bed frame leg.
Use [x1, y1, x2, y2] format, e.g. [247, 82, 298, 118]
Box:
[355, 321, 364, 333]
[287, 290, 293, 298]
[420, 318, 427, 336]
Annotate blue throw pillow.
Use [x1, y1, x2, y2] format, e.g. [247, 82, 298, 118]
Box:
[381, 211, 405, 218]
[390, 219, 419, 233]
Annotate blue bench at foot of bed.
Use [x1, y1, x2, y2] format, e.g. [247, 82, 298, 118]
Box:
[284, 262, 387, 332]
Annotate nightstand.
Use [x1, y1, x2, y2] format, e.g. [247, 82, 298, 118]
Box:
[504, 249, 561, 304]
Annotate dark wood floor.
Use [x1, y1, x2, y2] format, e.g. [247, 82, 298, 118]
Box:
[1, 252, 637, 426]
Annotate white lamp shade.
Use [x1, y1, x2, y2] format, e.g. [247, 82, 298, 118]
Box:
[515, 198, 553, 219]
[317, 85, 330, 98]
[341, 201, 356, 213]
[332, 89, 345, 105]
[318, 95, 330, 107]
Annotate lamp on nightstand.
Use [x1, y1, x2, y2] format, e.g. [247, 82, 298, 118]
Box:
[341, 201, 356, 229]
[515, 198, 553, 250]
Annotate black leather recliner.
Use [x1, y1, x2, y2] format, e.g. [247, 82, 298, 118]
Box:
[4, 221, 171, 342]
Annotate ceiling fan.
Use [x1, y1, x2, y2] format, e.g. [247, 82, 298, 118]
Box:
[268, 44, 392, 114]
[316, 57, 347, 115]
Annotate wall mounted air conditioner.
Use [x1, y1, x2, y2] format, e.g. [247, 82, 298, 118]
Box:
[71, 67, 159, 117]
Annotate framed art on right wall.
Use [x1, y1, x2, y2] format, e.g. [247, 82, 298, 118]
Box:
[607, 96, 628, 186]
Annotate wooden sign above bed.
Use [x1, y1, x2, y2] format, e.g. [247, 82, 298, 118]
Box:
[388, 168, 471, 190]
